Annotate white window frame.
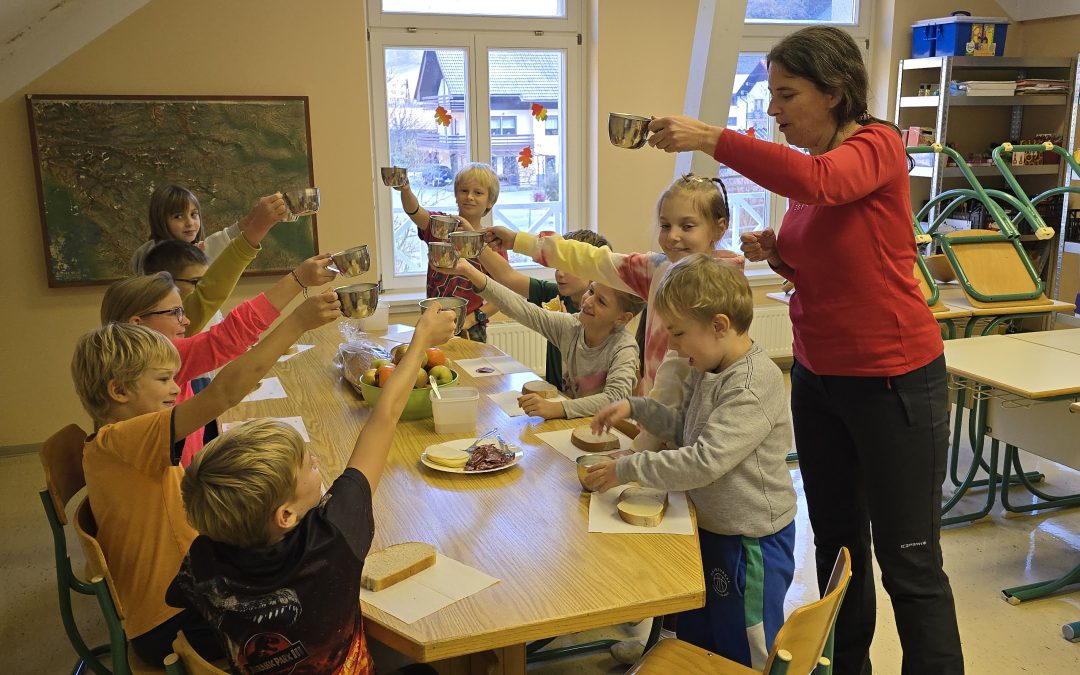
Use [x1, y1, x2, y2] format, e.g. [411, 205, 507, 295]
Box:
[366, 0, 582, 33]
[366, 25, 584, 292]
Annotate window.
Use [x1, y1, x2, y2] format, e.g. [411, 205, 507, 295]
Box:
[745, 0, 858, 25]
[380, 0, 565, 19]
[367, 2, 583, 289]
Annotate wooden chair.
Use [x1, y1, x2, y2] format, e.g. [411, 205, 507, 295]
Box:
[162, 633, 228, 675]
[628, 547, 852, 675]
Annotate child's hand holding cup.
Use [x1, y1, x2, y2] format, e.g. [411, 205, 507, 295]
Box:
[482, 226, 517, 252]
[292, 290, 342, 330]
[413, 300, 458, 348]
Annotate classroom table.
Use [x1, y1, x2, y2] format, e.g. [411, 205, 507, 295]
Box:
[938, 285, 1076, 337]
[941, 331, 1080, 603]
[221, 323, 705, 673]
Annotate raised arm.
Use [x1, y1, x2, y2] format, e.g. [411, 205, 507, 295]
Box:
[560, 343, 639, 419]
[393, 179, 432, 231]
[173, 291, 341, 440]
[183, 234, 260, 335]
[262, 253, 338, 311]
[472, 267, 576, 346]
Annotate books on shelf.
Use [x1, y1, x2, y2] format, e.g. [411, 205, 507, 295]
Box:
[1015, 79, 1068, 95]
[949, 80, 1017, 96]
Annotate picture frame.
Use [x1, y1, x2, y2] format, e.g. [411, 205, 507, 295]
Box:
[26, 94, 319, 286]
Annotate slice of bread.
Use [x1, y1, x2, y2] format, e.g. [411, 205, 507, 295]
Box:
[571, 427, 620, 452]
[617, 488, 668, 527]
[521, 380, 559, 399]
[426, 446, 470, 468]
[361, 542, 437, 592]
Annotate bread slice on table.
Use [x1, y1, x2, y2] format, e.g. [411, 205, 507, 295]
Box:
[361, 542, 437, 591]
[617, 488, 668, 527]
[571, 426, 620, 452]
[521, 380, 559, 399]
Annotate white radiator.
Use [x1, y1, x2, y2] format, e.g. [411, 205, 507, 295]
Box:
[749, 306, 794, 359]
[487, 321, 547, 374]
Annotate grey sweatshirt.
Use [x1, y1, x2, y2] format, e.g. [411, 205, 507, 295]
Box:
[617, 343, 796, 537]
[480, 278, 638, 418]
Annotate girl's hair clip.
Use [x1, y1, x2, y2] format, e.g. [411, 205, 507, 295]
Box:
[680, 173, 729, 211]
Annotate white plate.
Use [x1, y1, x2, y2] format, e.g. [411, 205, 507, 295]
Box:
[420, 437, 524, 474]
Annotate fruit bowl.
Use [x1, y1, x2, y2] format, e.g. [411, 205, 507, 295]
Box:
[356, 369, 459, 420]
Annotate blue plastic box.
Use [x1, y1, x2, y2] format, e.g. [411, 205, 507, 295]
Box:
[912, 13, 1010, 58]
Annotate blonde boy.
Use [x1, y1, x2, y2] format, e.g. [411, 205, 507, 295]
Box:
[586, 254, 796, 670]
[73, 293, 340, 665]
[395, 163, 506, 341]
[166, 308, 457, 675]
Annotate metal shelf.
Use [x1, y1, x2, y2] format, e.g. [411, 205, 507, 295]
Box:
[900, 95, 1067, 108]
[902, 56, 1073, 71]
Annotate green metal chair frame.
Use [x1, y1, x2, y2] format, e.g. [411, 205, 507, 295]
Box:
[39, 424, 130, 675]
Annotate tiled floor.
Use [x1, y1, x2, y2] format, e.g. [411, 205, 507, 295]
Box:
[4, 409, 1080, 674]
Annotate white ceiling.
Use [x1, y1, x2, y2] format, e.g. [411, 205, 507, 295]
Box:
[0, 0, 56, 49]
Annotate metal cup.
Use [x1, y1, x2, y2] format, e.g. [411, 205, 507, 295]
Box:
[448, 231, 485, 258]
[428, 242, 459, 269]
[380, 166, 408, 188]
[336, 282, 380, 318]
[608, 112, 651, 149]
[282, 187, 320, 221]
[328, 244, 370, 277]
[428, 215, 460, 240]
[420, 296, 468, 334]
[576, 454, 610, 492]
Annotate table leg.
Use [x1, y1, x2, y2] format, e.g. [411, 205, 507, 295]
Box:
[942, 415, 1000, 525]
[999, 445, 1080, 515]
[1001, 561, 1080, 605]
[432, 643, 527, 675]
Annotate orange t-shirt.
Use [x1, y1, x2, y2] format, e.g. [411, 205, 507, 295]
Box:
[83, 409, 197, 637]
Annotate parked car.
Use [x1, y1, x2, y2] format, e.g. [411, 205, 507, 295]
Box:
[421, 164, 453, 187]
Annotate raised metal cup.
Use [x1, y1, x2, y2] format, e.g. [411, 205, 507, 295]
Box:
[380, 166, 408, 188]
[428, 215, 460, 240]
[428, 242, 459, 269]
[608, 112, 651, 149]
[282, 187, 320, 221]
[420, 296, 469, 334]
[336, 282, 380, 318]
[328, 244, 370, 277]
[448, 230, 485, 258]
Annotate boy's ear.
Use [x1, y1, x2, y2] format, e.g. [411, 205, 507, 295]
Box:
[128, 316, 144, 326]
[106, 379, 130, 403]
[272, 503, 297, 531]
[712, 313, 732, 335]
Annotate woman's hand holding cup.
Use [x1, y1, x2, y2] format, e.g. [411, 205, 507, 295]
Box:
[647, 115, 724, 155]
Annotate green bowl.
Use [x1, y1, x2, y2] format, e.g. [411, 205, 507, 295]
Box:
[357, 369, 459, 420]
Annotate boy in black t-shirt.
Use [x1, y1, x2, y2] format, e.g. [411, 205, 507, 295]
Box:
[167, 307, 457, 675]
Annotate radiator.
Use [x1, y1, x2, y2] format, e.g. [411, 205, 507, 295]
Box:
[487, 321, 547, 374]
[749, 306, 794, 359]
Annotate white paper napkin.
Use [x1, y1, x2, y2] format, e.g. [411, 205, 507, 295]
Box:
[534, 427, 633, 462]
[360, 554, 499, 624]
[588, 489, 695, 535]
[277, 344, 314, 362]
[221, 416, 310, 442]
[765, 292, 792, 305]
[454, 357, 534, 378]
[240, 377, 287, 403]
[487, 390, 566, 417]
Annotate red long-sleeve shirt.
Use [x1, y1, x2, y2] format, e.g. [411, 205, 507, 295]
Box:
[713, 124, 942, 376]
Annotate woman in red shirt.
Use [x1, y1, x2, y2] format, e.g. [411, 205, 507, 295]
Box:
[646, 27, 963, 675]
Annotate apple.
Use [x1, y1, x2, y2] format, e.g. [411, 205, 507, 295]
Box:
[376, 364, 396, 386]
[370, 357, 391, 370]
[360, 369, 377, 386]
[414, 368, 429, 389]
[391, 344, 427, 368]
[429, 365, 454, 386]
[425, 347, 447, 369]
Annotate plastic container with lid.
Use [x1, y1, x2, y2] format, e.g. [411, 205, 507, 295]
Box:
[430, 386, 479, 434]
[911, 12, 1010, 58]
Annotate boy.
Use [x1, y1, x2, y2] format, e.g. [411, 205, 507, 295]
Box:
[166, 307, 457, 675]
[437, 259, 642, 419]
[394, 162, 506, 341]
[472, 228, 613, 389]
[585, 253, 796, 669]
[72, 291, 341, 665]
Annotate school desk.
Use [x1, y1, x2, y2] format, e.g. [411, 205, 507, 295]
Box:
[942, 331, 1080, 603]
[938, 285, 1076, 337]
[221, 322, 704, 672]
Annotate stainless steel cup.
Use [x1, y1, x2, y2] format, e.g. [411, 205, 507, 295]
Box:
[428, 215, 460, 240]
[282, 187, 320, 221]
[576, 454, 610, 492]
[336, 282, 379, 318]
[448, 231, 485, 258]
[428, 242, 459, 269]
[420, 296, 468, 334]
[608, 113, 651, 149]
[380, 166, 408, 187]
[328, 244, 370, 277]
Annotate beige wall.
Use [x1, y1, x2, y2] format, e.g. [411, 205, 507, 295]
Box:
[0, 0, 374, 445]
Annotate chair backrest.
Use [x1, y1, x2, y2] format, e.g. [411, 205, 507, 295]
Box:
[40, 423, 89, 524]
[763, 547, 852, 675]
[73, 496, 128, 623]
[167, 632, 228, 675]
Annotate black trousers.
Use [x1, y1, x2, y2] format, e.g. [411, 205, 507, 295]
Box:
[130, 609, 223, 666]
[791, 355, 963, 675]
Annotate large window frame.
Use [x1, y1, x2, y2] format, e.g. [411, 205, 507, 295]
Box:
[366, 6, 584, 292]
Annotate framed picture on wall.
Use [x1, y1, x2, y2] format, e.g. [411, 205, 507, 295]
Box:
[26, 94, 318, 286]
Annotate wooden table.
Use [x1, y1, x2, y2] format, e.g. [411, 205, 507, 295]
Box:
[938, 286, 1076, 337]
[222, 323, 705, 672]
[942, 331, 1080, 604]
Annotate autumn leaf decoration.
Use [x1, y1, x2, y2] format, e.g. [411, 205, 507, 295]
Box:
[518, 146, 533, 168]
[435, 105, 452, 127]
[530, 103, 548, 121]
[745, 127, 756, 139]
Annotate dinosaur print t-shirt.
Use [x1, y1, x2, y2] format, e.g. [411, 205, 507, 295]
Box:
[167, 469, 375, 675]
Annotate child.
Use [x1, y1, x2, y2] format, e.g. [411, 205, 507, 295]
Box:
[393, 163, 507, 341]
[437, 259, 642, 419]
[72, 293, 341, 665]
[101, 252, 336, 466]
[165, 307, 457, 674]
[131, 183, 286, 276]
[584, 254, 796, 669]
[472, 228, 612, 388]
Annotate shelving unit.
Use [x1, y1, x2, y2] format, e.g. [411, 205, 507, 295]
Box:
[895, 55, 1079, 303]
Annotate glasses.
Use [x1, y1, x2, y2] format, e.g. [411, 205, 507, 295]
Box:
[139, 306, 186, 322]
[173, 277, 203, 287]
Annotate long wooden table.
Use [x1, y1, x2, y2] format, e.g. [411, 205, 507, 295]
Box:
[222, 323, 704, 672]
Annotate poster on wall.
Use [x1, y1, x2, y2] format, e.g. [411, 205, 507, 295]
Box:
[26, 95, 318, 287]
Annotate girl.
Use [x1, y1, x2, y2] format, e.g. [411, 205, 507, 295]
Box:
[100, 254, 335, 466]
[131, 183, 287, 273]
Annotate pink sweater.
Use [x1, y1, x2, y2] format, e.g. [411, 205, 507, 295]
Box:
[173, 293, 279, 466]
[712, 124, 942, 375]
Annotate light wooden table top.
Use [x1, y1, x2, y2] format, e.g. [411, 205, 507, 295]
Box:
[1007, 328, 1080, 356]
[222, 323, 704, 663]
[938, 285, 1076, 317]
[943, 333, 1080, 399]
